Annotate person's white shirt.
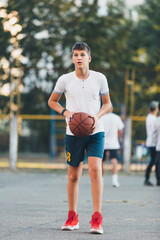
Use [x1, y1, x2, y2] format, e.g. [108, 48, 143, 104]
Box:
[146, 113, 157, 147]
[54, 70, 109, 135]
[102, 112, 124, 149]
[155, 116, 160, 151]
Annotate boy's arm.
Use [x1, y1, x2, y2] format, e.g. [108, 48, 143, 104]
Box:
[48, 91, 64, 114]
[118, 130, 123, 139]
[97, 93, 112, 119]
[48, 91, 72, 119]
[92, 93, 112, 132]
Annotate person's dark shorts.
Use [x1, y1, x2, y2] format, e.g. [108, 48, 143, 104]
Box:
[103, 149, 119, 161]
[65, 132, 104, 167]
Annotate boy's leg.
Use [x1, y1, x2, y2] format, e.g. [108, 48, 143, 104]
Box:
[145, 147, 156, 185]
[88, 157, 103, 213]
[156, 152, 160, 186]
[111, 158, 120, 187]
[87, 133, 104, 233]
[111, 158, 118, 174]
[102, 161, 105, 176]
[61, 163, 82, 230]
[88, 157, 103, 234]
[109, 150, 120, 188]
[67, 162, 83, 212]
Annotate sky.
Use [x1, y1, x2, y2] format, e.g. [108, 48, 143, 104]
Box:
[125, 0, 144, 8]
[98, 0, 144, 8]
[98, 0, 145, 19]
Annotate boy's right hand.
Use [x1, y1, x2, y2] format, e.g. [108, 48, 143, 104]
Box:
[63, 110, 75, 122]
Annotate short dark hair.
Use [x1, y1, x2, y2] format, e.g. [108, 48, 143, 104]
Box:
[158, 102, 160, 111]
[72, 42, 91, 55]
[149, 100, 159, 111]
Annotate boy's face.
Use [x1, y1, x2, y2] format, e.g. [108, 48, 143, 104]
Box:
[72, 49, 91, 69]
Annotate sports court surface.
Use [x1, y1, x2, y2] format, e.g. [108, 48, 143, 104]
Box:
[0, 170, 159, 240]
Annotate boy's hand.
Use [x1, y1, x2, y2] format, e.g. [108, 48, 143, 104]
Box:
[64, 110, 75, 122]
[91, 115, 98, 133]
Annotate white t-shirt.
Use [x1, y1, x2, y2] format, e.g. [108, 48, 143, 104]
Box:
[102, 113, 124, 149]
[146, 113, 157, 147]
[54, 70, 109, 135]
[155, 116, 160, 151]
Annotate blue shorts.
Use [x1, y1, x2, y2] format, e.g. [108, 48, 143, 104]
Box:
[65, 132, 104, 167]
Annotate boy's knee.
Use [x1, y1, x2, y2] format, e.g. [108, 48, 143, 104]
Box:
[68, 173, 80, 183]
[89, 165, 101, 179]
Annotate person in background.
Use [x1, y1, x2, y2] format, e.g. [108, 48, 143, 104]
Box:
[155, 102, 160, 186]
[144, 101, 159, 186]
[102, 109, 124, 187]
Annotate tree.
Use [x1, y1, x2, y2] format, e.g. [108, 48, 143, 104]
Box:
[128, 0, 160, 116]
[2, 0, 159, 152]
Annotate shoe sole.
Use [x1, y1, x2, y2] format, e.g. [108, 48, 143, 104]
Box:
[61, 223, 79, 231]
[90, 228, 103, 234]
[113, 184, 120, 188]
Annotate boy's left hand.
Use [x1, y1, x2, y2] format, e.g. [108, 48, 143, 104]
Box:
[91, 115, 98, 133]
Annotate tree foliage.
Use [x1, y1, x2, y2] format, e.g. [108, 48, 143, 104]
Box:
[128, 0, 160, 117]
[0, 0, 160, 150]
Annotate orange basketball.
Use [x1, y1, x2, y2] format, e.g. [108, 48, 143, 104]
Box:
[69, 112, 95, 137]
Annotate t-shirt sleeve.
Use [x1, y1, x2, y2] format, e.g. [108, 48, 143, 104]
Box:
[53, 75, 65, 95]
[100, 74, 109, 95]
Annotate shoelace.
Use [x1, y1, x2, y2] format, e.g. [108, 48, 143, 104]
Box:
[66, 216, 74, 224]
[90, 216, 101, 225]
[66, 214, 78, 224]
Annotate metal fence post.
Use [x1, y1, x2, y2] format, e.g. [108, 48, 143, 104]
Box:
[123, 117, 132, 172]
[50, 109, 56, 162]
[9, 113, 18, 170]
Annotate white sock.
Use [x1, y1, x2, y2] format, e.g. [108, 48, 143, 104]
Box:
[112, 174, 120, 187]
[112, 174, 118, 182]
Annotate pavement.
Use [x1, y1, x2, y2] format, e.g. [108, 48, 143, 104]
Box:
[0, 169, 160, 240]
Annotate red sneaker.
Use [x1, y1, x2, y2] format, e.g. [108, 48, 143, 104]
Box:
[90, 212, 103, 234]
[61, 210, 79, 231]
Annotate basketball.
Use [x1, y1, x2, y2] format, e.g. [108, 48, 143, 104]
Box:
[69, 112, 95, 137]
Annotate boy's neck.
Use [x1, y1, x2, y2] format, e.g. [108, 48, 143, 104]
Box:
[151, 110, 158, 116]
[75, 68, 90, 80]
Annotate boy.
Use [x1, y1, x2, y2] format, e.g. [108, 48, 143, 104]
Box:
[102, 109, 124, 187]
[144, 101, 159, 186]
[48, 42, 112, 234]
